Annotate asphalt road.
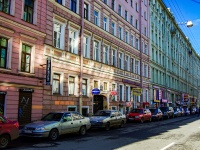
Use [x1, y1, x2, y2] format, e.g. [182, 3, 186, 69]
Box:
[7, 115, 200, 150]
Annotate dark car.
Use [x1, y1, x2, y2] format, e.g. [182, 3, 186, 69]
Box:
[149, 108, 163, 121]
[126, 108, 152, 123]
[160, 107, 174, 119]
[173, 108, 182, 117]
[0, 115, 19, 149]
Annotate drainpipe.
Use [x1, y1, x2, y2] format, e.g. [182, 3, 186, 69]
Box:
[79, 0, 84, 114]
[139, 0, 143, 104]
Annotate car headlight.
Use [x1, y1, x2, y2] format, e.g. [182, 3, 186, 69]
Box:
[35, 127, 45, 131]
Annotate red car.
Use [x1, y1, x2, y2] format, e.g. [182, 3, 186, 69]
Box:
[0, 115, 19, 149]
[126, 108, 152, 123]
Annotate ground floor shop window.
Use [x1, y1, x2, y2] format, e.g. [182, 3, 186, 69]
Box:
[67, 106, 77, 111]
[0, 94, 5, 115]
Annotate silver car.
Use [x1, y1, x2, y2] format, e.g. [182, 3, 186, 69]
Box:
[89, 110, 126, 130]
[21, 112, 91, 140]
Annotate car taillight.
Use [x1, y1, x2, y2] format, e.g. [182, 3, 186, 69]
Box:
[14, 122, 19, 128]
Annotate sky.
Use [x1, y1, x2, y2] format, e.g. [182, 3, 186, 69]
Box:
[162, 0, 200, 55]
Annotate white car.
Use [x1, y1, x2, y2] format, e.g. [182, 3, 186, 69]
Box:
[21, 112, 91, 140]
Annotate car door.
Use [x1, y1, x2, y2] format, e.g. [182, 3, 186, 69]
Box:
[60, 113, 75, 134]
[110, 111, 117, 127]
[71, 112, 83, 132]
[0, 116, 6, 135]
[116, 111, 124, 125]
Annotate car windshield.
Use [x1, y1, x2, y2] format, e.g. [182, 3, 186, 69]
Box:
[94, 111, 111, 116]
[41, 113, 64, 121]
[130, 109, 143, 114]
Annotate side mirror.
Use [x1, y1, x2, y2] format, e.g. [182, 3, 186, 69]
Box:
[110, 115, 115, 118]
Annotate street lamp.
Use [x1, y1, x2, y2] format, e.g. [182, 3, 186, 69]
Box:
[178, 20, 193, 28]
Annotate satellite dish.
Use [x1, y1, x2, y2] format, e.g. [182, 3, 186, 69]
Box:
[186, 21, 193, 27]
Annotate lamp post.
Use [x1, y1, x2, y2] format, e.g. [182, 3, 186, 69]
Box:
[178, 20, 193, 28]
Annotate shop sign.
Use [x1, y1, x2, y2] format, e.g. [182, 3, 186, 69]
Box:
[110, 91, 117, 96]
[122, 79, 140, 86]
[154, 100, 160, 103]
[19, 89, 34, 93]
[92, 88, 100, 95]
[126, 102, 132, 107]
[132, 88, 142, 96]
[46, 57, 51, 85]
[162, 99, 168, 103]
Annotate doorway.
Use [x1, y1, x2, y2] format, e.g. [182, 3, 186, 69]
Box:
[93, 95, 103, 114]
[0, 94, 5, 115]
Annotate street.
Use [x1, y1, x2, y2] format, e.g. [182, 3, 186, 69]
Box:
[6, 115, 200, 150]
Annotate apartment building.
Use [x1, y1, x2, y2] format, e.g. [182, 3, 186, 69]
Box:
[0, 0, 46, 125]
[43, 0, 150, 117]
[149, 0, 200, 108]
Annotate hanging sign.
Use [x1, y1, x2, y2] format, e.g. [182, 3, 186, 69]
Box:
[132, 88, 142, 96]
[92, 88, 100, 95]
[110, 91, 117, 96]
[46, 57, 51, 85]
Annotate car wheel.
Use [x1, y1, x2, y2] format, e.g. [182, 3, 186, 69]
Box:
[105, 122, 110, 131]
[49, 129, 59, 141]
[141, 118, 144, 123]
[0, 134, 10, 149]
[79, 126, 86, 135]
[119, 121, 125, 128]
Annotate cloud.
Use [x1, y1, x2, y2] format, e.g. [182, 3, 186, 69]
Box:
[192, 19, 200, 26]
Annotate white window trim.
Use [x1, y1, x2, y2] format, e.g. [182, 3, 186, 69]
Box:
[10, 0, 15, 15]
[21, 0, 38, 25]
[118, 26, 123, 40]
[131, 57, 135, 73]
[118, 4, 122, 16]
[18, 40, 35, 74]
[52, 72, 64, 95]
[125, 31, 129, 43]
[103, 15, 109, 32]
[94, 8, 101, 26]
[126, 86, 130, 102]
[103, 44, 109, 64]
[111, 21, 116, 36]
[103, 81, 109, 91]
[112, 49, 117, 66]
[125, 10, 128, 21]
[93, 79, 100, 89]
[125, 55, 130, 71]
[67, 106, 77, 111]
[68, 75, 78, 96]
[119, 52, 124, 70]
[82, 77, 90, 96]
[53, 19, 66, 50]
[84, 2, 91, 21]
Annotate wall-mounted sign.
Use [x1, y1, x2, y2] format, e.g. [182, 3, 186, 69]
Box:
[122, 79, 140, 86]
[0, 91, 6, 95]
[19, 89, 34, 93]
[46, 57, 51, 85]
[92, 88, 100, 95]
[132, 88, 142, 96]
[110, 91, 117, 96]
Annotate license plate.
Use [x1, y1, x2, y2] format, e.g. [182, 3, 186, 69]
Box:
[24, 130, 32, 133]
[129, 118, 134, 120]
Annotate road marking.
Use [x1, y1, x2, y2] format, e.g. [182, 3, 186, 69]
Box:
[160, 142, 175, 150]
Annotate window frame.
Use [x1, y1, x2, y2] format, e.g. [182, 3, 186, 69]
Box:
[0, 37, 8, 68]
[93, 40, 101, 62]
[103, 44, 109, 65]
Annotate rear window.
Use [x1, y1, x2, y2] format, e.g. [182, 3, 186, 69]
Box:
[150, 109, 157, 113]
[130, 109, 143, 114]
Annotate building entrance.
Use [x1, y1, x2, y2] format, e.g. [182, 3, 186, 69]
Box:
[93, 95, 103, 114]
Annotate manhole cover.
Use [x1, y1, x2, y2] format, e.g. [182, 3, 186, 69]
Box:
[33, 143, 56, 148]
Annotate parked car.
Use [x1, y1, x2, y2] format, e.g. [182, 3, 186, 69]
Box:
[149, 108, 163, 121]
[21, 112, 91, 140]
[173, 108, 182, 117]
[160, 107, 174, 119]
[89, 110, 126, 130]
[0, 115, 19, 149]
[183, 107, 190, 116]
[126, 108, 152, 123]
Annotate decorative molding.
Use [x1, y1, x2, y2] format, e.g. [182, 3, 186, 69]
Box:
[20, 33, 37, 41]
[0, 26, 14, 33]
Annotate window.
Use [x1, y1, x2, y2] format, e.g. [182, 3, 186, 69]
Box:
[0, 37, 7, 68]
[135, 2, 138, 12]
[23, 0, 34, 23]
[84, 3, 89, 20]
[126, 86, 130, 102]
[0, 0, 10, 14]
[125, 55, 130, 71]
[94, 10, 99, 26]
[94, 80, 99, 88]
[144, 64, 148, 77]
[135, 19, 138, 29]
[83, 36, 90, 58]
[56, 0, 62, 4]
[111, 0, 115, 10]
[112, 49, 116, 66]
[135, 60, 139, 74]
[94, 41, 100, 61]
[111, 22, 116, 35]
[118, 5, 122, 16]
[144, 27, 147, 36]
[144, 44, 148, 54]
[103, 17, 108, 31]
[71, 0, 77, 13]
[69, 30, 78, 54]
[119, 52, 123, 69]
[125, 10, 128, 21]
[119, 85, 124, 101]
[103, 0, 107, 4]
[130, 15, 133, 25]
[131, 58, 134, 73]
[144, 11, 147, 20]
[103, 45, 109, 64]
[136, 38, 139, 49]
[53, 21, 65, 50]
[125, 31, 128, 43]
[118, 27, 122, 40]
[82, 79, 87, 96]
[130, 0, 133, 7]
[103, 82, 108, 91]
[69, 76, 75, 95]
[53, 73, 60, 94]
[130, 35, 134, 47]
[21, 44, 31, 72]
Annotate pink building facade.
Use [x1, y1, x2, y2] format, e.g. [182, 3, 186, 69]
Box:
[0, 0, 46, 125]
